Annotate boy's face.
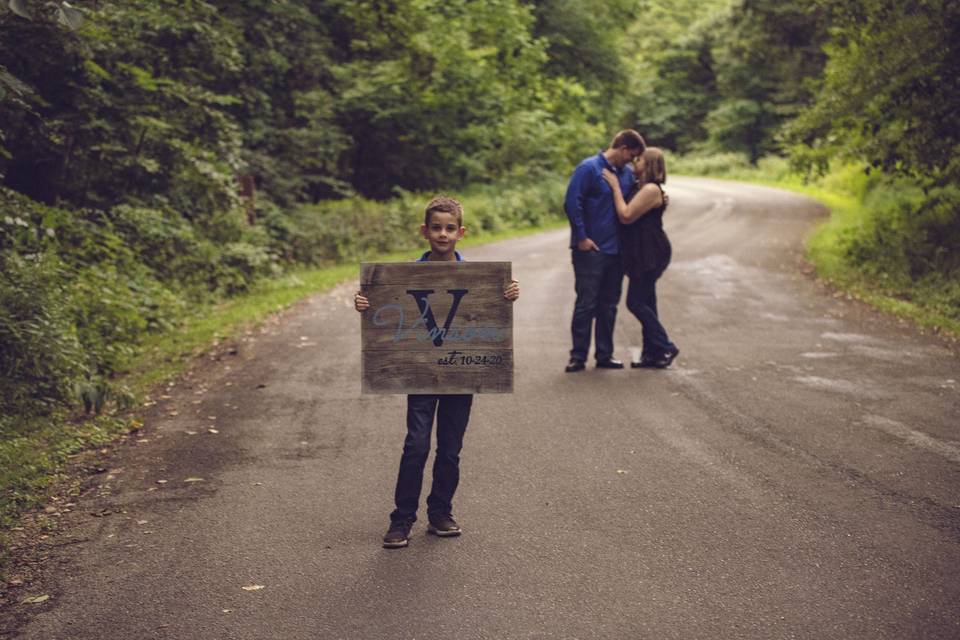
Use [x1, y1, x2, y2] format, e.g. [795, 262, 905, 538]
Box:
[421, 210, 465, 259]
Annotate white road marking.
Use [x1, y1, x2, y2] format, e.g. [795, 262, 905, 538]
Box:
[862, 414, 960, 465]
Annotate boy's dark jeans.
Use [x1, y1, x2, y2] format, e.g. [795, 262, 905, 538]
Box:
[390, 394, 473, 523]
[625, 269, 675, 357]
[570, 249, 624, 363]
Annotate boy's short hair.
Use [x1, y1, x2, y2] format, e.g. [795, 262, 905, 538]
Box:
[610, 129, 646, 152]
[424, 195, 464, 226]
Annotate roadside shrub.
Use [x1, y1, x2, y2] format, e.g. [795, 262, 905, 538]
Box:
[847, 180, 960, 312]
[109, 205, 211, 291]
[0, 253, 88, 417]
[668, 152, 794, 182]
[214, 241, 277, 295]
[286, 197, 421, 265]
[1, 175, 571, 422]
[460, 176, 566, 232]
[68, 264, 182, 373]
[0, 188, 67, 255]
[669, 151, 754, 177]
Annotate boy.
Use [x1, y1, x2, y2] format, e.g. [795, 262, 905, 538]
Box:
[355, 195, 520, 548]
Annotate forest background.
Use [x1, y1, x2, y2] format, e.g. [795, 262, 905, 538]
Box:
[1, 0, 958, 541]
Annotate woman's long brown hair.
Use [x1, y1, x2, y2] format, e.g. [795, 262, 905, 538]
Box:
[638, 147, 667, 185]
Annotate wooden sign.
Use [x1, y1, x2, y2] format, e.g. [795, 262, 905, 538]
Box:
[360, 262, 513, 394]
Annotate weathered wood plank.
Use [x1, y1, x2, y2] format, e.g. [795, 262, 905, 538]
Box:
[361, 285, 511, 327]
[361, 350, 514, 394]
[360, 262, 509, 287]
[363, 326, 511, 349]
[360, 261, 513, 394]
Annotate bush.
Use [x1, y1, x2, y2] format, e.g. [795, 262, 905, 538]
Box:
[460, 176, 566, 231]
[668, 151, 793, 182]
[847, 180, 960, 312]
[799, 163, 960, 328]
[669, 151, 755, 177]
[215, 241, 277, 295]
[108, 205, 212, 292]
[1, 176, 571, 422]
[261, 176, 568, 268]
[285, 196, 423, 265]
[0, 253, 88, 417]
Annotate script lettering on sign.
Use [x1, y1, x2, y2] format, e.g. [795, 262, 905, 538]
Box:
[360, 262, 513, 394]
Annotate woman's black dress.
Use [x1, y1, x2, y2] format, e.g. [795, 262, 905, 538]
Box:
[620, 182, 670, 277]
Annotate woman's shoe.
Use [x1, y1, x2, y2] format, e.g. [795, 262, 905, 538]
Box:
[651, 346, 679, 369]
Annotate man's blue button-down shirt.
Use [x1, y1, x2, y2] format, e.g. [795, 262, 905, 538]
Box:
[563, 152, 635, 255]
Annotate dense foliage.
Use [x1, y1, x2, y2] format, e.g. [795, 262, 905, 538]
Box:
[782, 0, 960, 321]
[784, 0, 960, 185]
[623, 0, 829, 160]
[0, 0, 610, 426]
[0, 0, 616, 207]
[625, 0, 958, 329]
[0, 0, 958, 428]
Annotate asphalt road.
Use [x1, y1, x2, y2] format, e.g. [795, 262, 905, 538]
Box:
[6, 177, 960, 639]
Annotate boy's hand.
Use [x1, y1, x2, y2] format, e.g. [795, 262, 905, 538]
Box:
[354, 291, 369, 312]
[503, 279, 520, 301]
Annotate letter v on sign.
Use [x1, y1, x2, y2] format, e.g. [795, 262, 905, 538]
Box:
[405, 289, 469, 347]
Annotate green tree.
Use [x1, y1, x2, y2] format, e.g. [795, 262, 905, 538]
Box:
[704, 0, 828, 162]
[210, 0, 351, 205]
[332, 0, 574, 198]
[617, 0, 724, 148]
[529, 0, 644, 124]
[786, 0, 960, 184]
[1, 1, 245, 213]
[624, 19, 722, 151]
[620, 0, 827, 159]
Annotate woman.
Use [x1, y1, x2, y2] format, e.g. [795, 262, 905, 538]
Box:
[601, 147, 679, 368]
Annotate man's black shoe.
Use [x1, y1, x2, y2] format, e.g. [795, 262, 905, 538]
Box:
[631, 356, 655, 368]
[427, 514, 462, 537]
[651, 346, 680, 369]
[565, 359, 585, 373]
[383, 519, 413, 548]
[596, 358, 624, 369]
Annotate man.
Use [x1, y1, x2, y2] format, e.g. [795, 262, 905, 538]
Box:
[563, 129, 646, 372]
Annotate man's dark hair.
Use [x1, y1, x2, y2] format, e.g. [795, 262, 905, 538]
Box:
[424, 195, 464, 226]
[610, 129, 646, 152]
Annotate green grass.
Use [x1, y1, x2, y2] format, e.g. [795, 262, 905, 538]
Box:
[0, 216, 567, 558]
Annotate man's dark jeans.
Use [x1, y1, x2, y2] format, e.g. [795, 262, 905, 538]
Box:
[390, 394, 473, 524]
[570, 249, 624, 363]
[625, 269, 675, 358]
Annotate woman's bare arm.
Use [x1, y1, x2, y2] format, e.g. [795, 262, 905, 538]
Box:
[601, 169, 629, 221]
[619, 183, 663, 224]
[601, 170, 664, 224]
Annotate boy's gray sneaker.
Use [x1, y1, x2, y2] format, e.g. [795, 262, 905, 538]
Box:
[383, 519, 413, 548]
[427, 514, 462, 537]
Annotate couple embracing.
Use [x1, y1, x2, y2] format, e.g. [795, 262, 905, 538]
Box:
[563, 129, 679, 373]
